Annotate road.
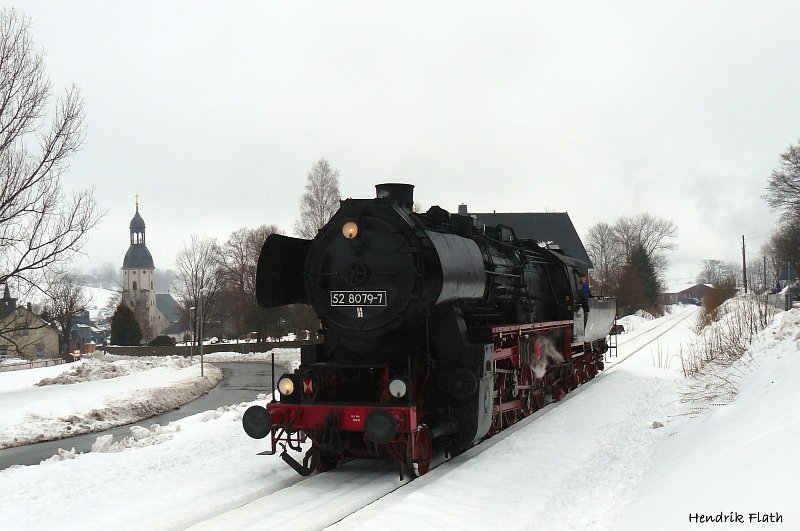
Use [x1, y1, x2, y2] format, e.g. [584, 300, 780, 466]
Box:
[0, 362, 275, 470]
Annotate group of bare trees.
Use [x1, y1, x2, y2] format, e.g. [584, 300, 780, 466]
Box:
[584, 213, 677, 311]
[171, 158, 341, 343]
[0, 8, 102, 354]
[172, 229, 273, 343]
[762, 140, 800, 288]
[696, 259, 738, 287]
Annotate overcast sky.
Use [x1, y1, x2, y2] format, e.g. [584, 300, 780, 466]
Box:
[10, 1, 798, 286]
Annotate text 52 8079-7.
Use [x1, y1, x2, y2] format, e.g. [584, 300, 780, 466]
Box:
[330, 291, 387, 307]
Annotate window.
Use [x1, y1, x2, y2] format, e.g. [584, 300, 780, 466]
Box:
[133, 281, 138, 291]
[36, 346, 44, 358]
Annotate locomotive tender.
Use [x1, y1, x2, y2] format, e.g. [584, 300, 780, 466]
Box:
[243, 183, 616, 477]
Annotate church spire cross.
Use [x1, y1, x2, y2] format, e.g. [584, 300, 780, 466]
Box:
[135, 194, 140, 213]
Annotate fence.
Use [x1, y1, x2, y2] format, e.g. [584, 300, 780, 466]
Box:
[767, 293, 797, 311]
[0, 358, 67, 373]
[103, 339, 317, 358]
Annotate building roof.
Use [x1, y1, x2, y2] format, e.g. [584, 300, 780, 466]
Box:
[663, 282, 714, 295]
[156, 293, 180, 321]
[162, 320, 187, 336]
[0, 284, 17, 320]
[130, 210, 146, 230]
[123, 244, 154, 269]
[464, 210, 593, 267]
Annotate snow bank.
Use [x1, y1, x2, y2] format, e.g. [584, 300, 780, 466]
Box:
[202, 348, 301, 369]
[36, 356, 194, 385]
[617, 308, 800, 529]
[0, 357, 223, 449]
[617, 312, 654, 333]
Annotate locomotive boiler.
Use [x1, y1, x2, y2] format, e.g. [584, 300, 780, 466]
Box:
[242, 183, 616, 477]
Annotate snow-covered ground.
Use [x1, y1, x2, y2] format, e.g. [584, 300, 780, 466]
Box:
[0, 306, 797, 530]
[0, 349, 299, 450]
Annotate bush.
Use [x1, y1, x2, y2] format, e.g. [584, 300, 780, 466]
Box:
[149, 335, 176, 347]
[693, 287, 738, 334]
[680, 294, 777, 406]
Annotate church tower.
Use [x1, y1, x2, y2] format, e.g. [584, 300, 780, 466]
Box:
[121, 196, 157, 342]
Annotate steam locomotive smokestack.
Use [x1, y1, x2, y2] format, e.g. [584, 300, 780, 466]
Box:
[376, 183, 414, 210]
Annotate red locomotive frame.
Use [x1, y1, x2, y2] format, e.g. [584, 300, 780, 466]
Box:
[260, 317, 606, 478]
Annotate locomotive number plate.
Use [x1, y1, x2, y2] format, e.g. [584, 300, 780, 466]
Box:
[330, 290, 387, 307]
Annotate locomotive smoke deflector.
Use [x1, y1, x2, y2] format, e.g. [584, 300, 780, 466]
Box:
[256, 233, 310, 308]
[376, 183, 414, 210]
[426, 230, 485, 304]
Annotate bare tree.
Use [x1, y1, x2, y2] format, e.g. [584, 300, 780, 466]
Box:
[761, 241, 782, 291]
[584, 221, 624, 295]
[293, 158, 341, 239]
[585, 213, 677, 296]
[696, 259, 737, 286]
[43, 272, 92, 354]
[219, 224, 281, 339]
[612, 213, 677, 262]
[767, 220, 800, 285]
[100, 290, 122, 324]
[172, 235, 224, 345]
[0, 8, 103, 301]
[764, 140, 800, 220]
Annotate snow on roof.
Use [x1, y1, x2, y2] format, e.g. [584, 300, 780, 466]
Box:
[663, 282, 714, 294]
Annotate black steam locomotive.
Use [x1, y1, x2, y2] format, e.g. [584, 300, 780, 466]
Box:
[243, 184, 615, 477]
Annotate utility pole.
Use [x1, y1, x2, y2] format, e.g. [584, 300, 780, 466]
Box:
[763, 256, 767, 293]
[741, 235, 748, 293]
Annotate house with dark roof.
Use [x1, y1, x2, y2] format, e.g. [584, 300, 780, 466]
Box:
[659, 282, 738, 305]
[457, 205, 593, 269]
[0, 285, 60, 359]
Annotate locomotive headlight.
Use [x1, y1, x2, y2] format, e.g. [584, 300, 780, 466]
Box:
[342, 221, 359, 239]
[389, 378, 407, 398]
[277, 376, 295, 396]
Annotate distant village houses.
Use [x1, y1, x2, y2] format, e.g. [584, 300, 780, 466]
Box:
[0, 285, 59, 360]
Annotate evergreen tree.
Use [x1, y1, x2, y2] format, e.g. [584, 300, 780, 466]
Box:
[111, 304, 142, 346]
[618, 245, 661, 313]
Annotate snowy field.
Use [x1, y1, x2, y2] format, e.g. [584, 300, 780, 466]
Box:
[0, 306, 797, 530]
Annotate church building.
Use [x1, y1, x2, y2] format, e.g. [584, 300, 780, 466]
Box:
[121, 198, 172, 343]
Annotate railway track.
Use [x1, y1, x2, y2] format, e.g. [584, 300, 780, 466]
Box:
[187, 307, 698, 531]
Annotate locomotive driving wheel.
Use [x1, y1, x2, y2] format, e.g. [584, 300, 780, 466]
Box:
[520, 364, 535, 416]
[405, 425, 432, 478]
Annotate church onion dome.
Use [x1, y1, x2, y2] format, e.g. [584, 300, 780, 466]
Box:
[123, 245, 154, 269]
[130, 211, 146, 230]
